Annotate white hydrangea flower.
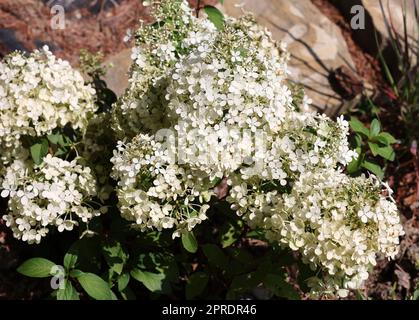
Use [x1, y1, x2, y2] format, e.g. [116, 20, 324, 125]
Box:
[109, 0, 404, 297]
[0, 46, 97, 171]
[111, 135, 212, 237]
[1, 155, 100, 244]
[227, 168, 404, 294]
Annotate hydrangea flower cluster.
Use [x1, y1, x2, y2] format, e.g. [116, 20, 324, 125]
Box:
[1, 155, 99, 244]
[0, 47, 102, 242]
[109, 0, 404, 296]
[111, 134, 212, 238]
[111, 0, 196, 139]
[227, 168, 404, 296]
[0, 46, 97, 171]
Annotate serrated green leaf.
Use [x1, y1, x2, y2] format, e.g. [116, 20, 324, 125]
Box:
[182, 231, 198, 253]
[186, 272, 209, 299]
[202, 244, 229, 269]
[349, 117, 369, 137]
[30, 139, 49, 165]
[118, 273, 130, 292]
[57, 280, 80, 300]
[130, 268, 164, 292]
[204, 6, 224, 30]
[370, 119, 381, 137]
[17, 258, 56, 278]
[76, 273, 114, 300]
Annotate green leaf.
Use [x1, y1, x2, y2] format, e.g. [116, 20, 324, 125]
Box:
[375, 135, 389, 145]
[103, 241, 129, 275]
[376, 146, 395, 161]
[130, 268, 164, 292]
[220, 223, 240, 248]
[30, 139, 49, 165]
[69, 269, 84, 278]
[347, 147, 363, 175]
[57, 280, 80, 300]
[118, 273, 130, 292]
[367, 134, 395, 161]
[354, 134, 363, 148]
[368, 142, 380, 156]
[64, 251, 78, 270]
[349, 117, 369, 137]
[362, 160, 384, 179]
[186, 272, 209, 299]
[76, 273, 114, 300]
[370, 119, 381, 137]
[202, 244, 229, 269]
[54, 148, 67, 156]
[218, 0, 224, 4]
[182, 231, 198, 253]
[17, 258, 56, 278]
[133, 251, 179, 294]
[47, 133, 67, 147]
[378, 132, 397, 145]
[347, 156, 361, 174]
[204, 6, 224, 30]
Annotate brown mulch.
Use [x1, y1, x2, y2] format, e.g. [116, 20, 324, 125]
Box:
[0, 0, 216, 64]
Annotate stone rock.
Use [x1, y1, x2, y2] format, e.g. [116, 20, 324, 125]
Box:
[103, 48, 132, 97]
[222, 0, 356, 115]
[362, 0, 418, 62]
[363, 0, 418, 43]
